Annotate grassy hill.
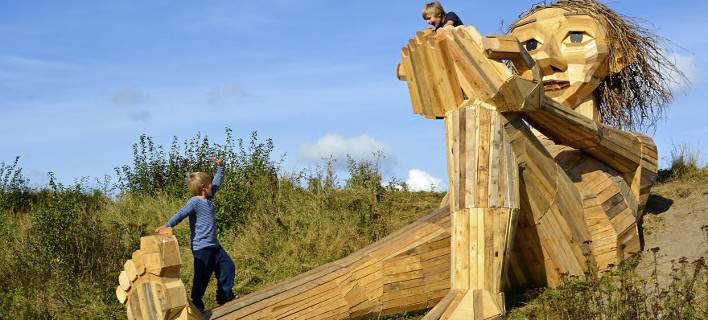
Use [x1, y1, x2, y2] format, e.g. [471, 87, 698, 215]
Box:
[0, 131, 705, 319]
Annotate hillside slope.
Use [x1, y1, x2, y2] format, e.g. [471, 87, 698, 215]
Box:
[637, 178, 708, 285]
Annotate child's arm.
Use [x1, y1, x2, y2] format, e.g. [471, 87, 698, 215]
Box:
[156, 199, 196, 234]
[210, 157, 225, 196]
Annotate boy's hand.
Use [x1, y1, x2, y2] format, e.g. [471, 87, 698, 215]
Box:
[154, 226, 173, 235]
[210, 156, 222, 166]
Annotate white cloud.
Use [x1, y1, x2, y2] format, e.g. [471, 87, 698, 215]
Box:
[669, 53, 697, 91]
[406, 168, 443, 192]
[298, 134, 389, 164]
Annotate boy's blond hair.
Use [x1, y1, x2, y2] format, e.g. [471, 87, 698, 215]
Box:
[188, 172, 211, 196]
[422, 1, 445, 19]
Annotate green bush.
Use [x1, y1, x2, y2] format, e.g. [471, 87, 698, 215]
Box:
[658, 144, 708, 182]
[0, 156, 34, 213]
[115, 129, 280, 232]
[0, 180, 133, 318]
[505, 253, 707, 320]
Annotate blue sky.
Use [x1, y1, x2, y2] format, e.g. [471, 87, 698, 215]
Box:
[1, 0, 706, 190]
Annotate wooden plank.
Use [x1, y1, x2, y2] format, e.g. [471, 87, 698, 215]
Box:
[401, 47, 424, 116]
[116, 286, 128, 305]
[119, 270, 131, 291]
[452, 209, 470, 290]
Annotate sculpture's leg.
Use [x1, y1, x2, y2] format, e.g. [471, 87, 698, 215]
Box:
[427, 102, 520, 319]
[503, 115, 595, 288]
[539, 133, 656, 271]
[209, 207, 453, 320]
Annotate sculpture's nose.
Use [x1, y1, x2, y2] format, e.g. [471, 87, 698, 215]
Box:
[533, 38, 567, 76]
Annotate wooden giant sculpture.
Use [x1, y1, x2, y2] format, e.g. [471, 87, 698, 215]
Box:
[118, 1, 684, 318]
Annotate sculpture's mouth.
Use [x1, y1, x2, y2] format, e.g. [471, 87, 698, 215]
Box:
[543, 80, 570, 91]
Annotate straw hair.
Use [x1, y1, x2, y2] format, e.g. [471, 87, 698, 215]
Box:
[512, 0, 687, 131]
[422, 1, 445, 20]
[188, 172, 211, 196]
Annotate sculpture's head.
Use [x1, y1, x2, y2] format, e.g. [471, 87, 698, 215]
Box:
[509, 0, 684, 130]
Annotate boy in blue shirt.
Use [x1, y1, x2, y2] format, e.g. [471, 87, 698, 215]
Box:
[155, 157, 235, 311]
[422, 1, 464, 31]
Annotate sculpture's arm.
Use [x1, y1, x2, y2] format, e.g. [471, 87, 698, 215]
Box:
[520, 95, 642, 174]
[480, 36, 658, 211]
[482, 35, 652, 177]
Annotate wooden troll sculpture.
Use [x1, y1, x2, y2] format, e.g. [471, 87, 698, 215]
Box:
[116, 1, 683, 319]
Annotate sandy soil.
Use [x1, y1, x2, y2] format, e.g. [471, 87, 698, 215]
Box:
[636, 178, 708, 285]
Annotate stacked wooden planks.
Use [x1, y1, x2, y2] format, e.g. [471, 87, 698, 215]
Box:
[116, 235, 202, 320]
[437, 102, 520, 318]
[540, 132, 654, 272]
[502, 116, 593, 288]
[209, 207, 453, 320]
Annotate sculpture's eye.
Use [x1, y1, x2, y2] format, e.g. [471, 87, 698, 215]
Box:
[524, 39, 539, 51]
[569, 32, 584, 43]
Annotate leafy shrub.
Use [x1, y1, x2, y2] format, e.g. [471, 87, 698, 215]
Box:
[115, 129, 280, 231]
[0, 178, 134, 318]
[658, 144, 707, 182]
[505, 252, 707, 320]
[0, 156, 33, 212]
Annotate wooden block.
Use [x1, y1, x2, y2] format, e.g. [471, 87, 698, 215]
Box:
[116, 286, 128, 304]
[119, 270, 131, 291]
[162, 278, 189, 318]
[139, 235, 181, 277]
[125, 259, 138, 282]
[144, 252, 179, 277]
[132, 250, 146, 276]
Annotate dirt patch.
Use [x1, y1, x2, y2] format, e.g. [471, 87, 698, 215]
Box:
[636, 178, 708, 285]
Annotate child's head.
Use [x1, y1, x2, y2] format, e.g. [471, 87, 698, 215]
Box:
[188, 172, 212, 197]
[422, 1, 446, 26]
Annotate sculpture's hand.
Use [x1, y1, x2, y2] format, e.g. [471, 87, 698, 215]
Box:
[480, 35, 544, 112]
[398, 27, 544, 118]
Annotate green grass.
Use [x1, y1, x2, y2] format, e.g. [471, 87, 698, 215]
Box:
[0, 186, 442, 319]
[658, 143, 708, 183]
[504, 254, 707, 320]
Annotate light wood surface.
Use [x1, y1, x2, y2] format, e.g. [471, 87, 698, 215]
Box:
[116, 235, 197, 320]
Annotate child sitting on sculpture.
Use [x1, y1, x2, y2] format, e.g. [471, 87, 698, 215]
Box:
[154, 157, 235, 311]
[422, 1, 463, 30]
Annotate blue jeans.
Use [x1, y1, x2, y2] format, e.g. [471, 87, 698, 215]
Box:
[191, 246, 235, 310]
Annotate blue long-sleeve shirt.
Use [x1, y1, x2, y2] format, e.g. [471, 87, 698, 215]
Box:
[164, 166, 224, 251]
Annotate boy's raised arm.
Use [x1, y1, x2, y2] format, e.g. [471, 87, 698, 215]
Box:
[211, 165, 224, 195]
[210, 157, 225, 196]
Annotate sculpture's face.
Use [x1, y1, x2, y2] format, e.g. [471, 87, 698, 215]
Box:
[510, 8, 610, 109]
